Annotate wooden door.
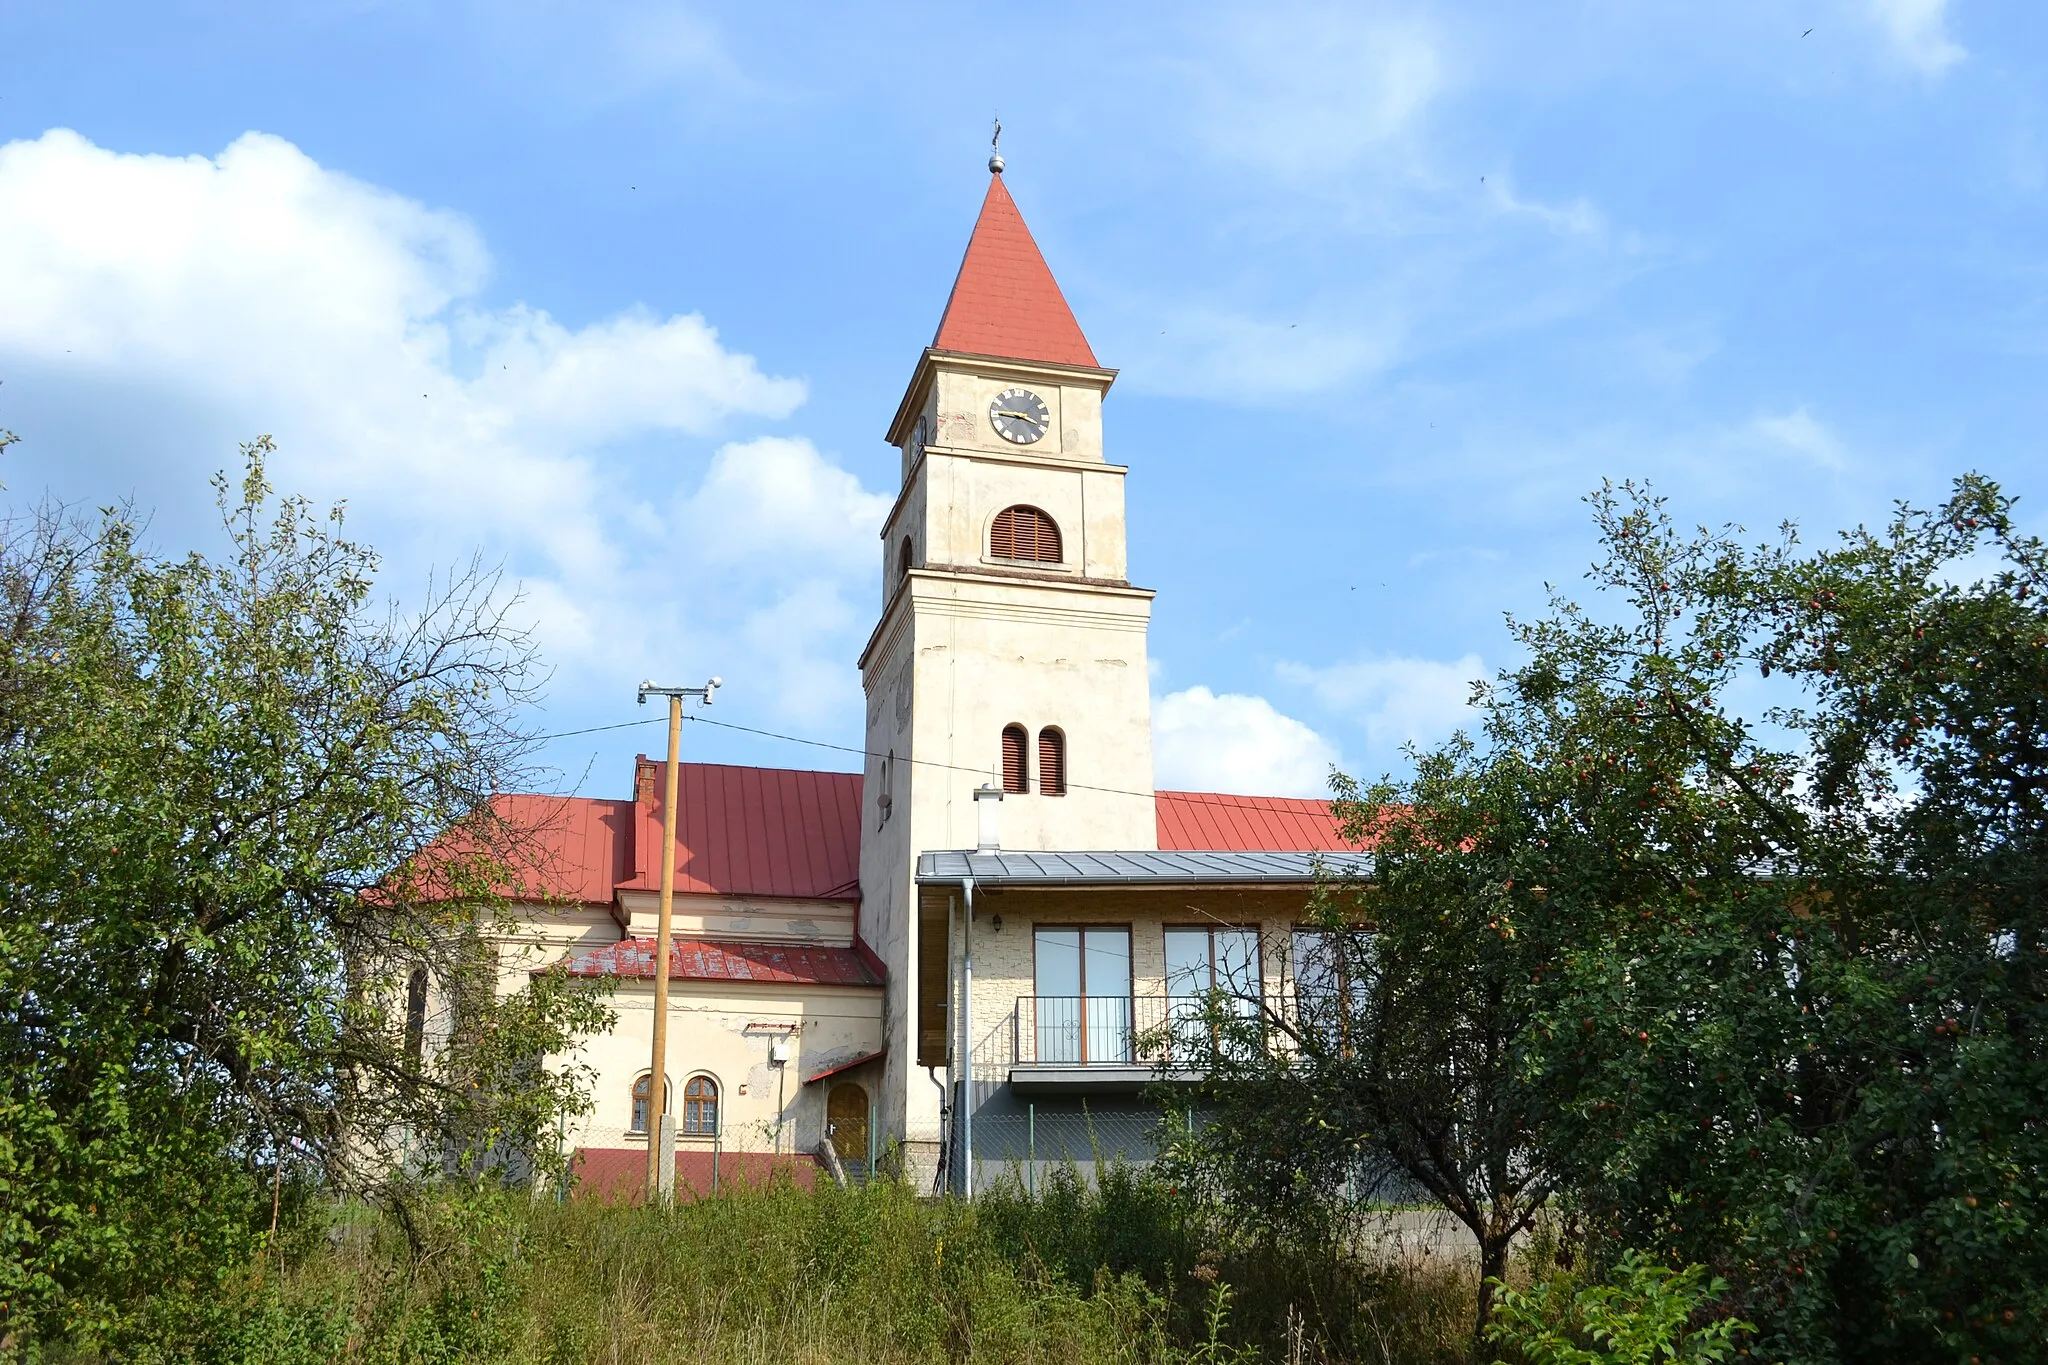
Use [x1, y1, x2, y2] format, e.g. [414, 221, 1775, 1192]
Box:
[828, 1083, 869, 1167]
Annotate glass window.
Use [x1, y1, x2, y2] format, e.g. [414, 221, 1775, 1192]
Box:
[1291, 928, 1371, 1052]
[1165, 926, 1263, 1058]
[1165, 926, 1262, 998]
[683, 1075, 719, 1136]
[1032, 926, 1132, 1064]
[630, 1073, 670, 1134]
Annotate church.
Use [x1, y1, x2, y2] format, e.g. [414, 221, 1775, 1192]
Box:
[488, 154, 1362, 1197]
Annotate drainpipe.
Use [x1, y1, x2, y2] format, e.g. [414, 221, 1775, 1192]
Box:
[961, 782, 1002, 1200]
[960, 872, 975, 1199]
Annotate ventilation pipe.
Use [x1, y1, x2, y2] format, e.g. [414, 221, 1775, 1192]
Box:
[974, 783, 1003, 854]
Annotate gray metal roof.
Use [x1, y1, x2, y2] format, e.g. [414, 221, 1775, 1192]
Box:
[915, 848, 1370, 886]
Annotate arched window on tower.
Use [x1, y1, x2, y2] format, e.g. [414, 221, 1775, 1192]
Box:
[1038, 727, 1066, 796]
[1001, 724, 1029, 795]
[897, 537, 914, 587]
[989, 506, 1062, 564]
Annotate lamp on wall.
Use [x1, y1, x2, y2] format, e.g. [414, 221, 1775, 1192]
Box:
[990, 914, 1004, 933]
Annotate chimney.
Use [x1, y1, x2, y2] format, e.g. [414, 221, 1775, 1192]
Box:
[974, 784, 1004, 854]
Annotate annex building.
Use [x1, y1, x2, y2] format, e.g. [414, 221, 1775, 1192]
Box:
[490, 158, 1363, 1196]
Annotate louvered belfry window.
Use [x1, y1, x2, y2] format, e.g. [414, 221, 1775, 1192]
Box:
[1001, 724, 1029, 794]
[1038, 728, 1066, 796]
[989, 506, 1062, 563]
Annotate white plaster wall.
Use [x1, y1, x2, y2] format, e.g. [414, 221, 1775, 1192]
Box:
[906, 573, 1156, 852]
[558, 979, 884, 1155]
[616, 892, 857, 945]
[863, 351, 1145, 1156]
[929, 366, 1108, 464]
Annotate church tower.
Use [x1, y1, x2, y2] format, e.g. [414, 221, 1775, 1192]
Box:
[856, 160, 1157, 1147]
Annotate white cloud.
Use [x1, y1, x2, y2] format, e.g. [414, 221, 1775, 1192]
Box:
[675, 436, 892, 571]
[1748, 406, 1849, 471]
[1153, 686, 1342, 798]
[1860, 0, 1965, 74]
[0, 128, 891, 755]
[1279, 654, 1485, 749]
[1484, 175, 1606, 240]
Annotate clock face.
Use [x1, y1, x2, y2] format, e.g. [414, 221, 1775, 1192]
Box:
[906, 414, 928, 465]
[989, 388, 1050, 444]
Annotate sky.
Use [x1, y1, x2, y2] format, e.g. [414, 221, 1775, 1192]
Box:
[1, 0, 2042, 800]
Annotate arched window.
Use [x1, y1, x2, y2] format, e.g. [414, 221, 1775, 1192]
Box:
[1038, 728, 1066, 796]
[683, 1075, 720, 1136]
[403, 965, 428, 1064]
[629, 1073, 671, 1134]
[989, 506, 1062, 563]
[897, 537, 914, 585]
[1001, 724, 1029, 795]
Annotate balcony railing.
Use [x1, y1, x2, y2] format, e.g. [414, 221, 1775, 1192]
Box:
[1012, 993, 1283, 1068]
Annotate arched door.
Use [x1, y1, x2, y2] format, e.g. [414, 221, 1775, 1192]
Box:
[828, 1083, 869, 1169]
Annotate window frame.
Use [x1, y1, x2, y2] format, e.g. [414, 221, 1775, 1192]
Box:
[1031, 923, 1135, 1065]
[682, 1073, 720, 1137]
[628, 1071, 672, 1135]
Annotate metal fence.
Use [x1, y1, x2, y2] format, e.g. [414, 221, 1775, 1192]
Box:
[1011, 993, 1291, 1067]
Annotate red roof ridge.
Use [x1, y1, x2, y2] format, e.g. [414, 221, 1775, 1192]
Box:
[932, 174, 1098, 369]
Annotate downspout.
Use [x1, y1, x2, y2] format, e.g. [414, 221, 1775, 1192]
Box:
[960, 873, 975, 1199]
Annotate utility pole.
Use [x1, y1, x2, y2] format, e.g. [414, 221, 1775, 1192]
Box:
[638, 676, 721, 1206]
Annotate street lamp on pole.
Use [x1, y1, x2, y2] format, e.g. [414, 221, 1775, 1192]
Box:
[637, 675, 721, 1206]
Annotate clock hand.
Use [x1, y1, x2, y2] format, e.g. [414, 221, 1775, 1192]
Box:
[994, 410, 1038, 421]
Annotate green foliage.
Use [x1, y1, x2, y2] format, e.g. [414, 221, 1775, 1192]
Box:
[0, 444, 610, 1355]
[61, 1172, 1483, 1364]
[1487, 1259, 1718, 1365]
[1500, 479, 2048, 1361]
[1485, 1252, 1750, 1365]
[1179, 473, 2048, 1362]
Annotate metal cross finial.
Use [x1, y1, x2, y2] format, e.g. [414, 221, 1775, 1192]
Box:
[988, 117, 1004, 174]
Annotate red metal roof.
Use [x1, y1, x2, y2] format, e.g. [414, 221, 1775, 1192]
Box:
[621, 760, 863, 902]
[932, 174, 1099, 369]
[1155, 790, 1353, 853]
[470, 764, 1356, 913]
[556, 935, 882, 988]
[492, 793, 635, 905]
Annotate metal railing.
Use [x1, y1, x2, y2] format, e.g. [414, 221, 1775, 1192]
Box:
[1012, 992, 1281, 1067]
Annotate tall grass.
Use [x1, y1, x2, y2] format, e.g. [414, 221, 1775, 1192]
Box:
[72, 1168, 1483, 1365]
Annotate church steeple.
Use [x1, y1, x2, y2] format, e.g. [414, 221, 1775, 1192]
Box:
[931, 174, 1098, 369]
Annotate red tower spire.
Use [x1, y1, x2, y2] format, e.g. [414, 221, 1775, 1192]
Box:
[931, 173, 1099, 369]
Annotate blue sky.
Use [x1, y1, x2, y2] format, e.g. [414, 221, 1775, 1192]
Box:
[2, 1, 2042, 797]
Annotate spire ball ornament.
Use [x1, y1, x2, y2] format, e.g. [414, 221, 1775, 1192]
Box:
[988, 116, 1004, 174]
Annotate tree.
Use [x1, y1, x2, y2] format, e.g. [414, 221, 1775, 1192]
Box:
[1178, 476, 2048, 1362]
[0, 441, 611, 1352]
[1510, 478, 2048, 1362]
[1158, 740, 1567, 1343]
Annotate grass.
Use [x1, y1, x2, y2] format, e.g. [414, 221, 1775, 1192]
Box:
[69, 1167, 1487, 1365]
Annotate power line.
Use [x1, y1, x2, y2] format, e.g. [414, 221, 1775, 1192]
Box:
[532, 716, 668, 741]
[530, 712, 1345, 821]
